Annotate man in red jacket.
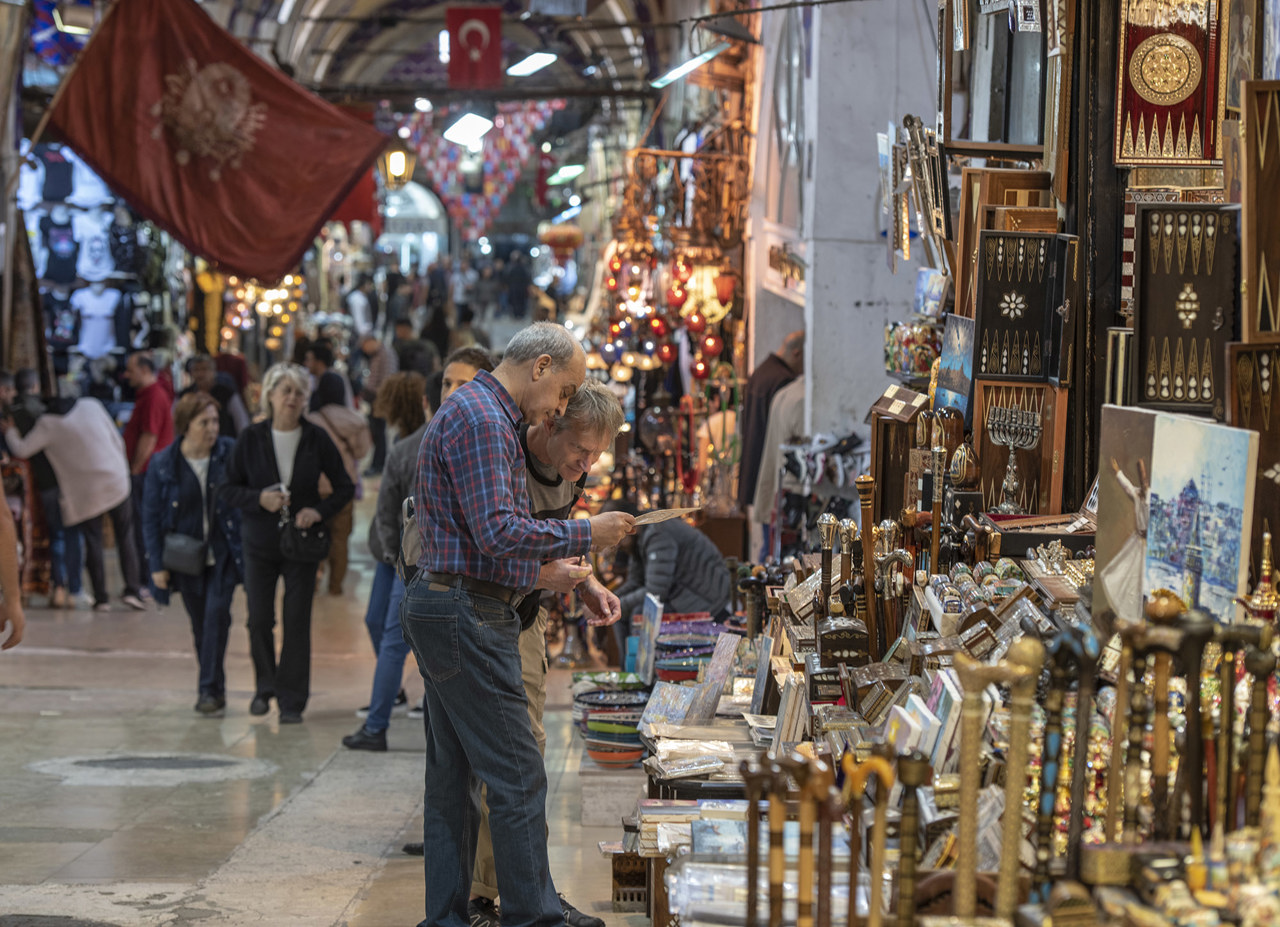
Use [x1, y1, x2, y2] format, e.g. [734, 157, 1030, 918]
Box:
[123, 351, 174, 604]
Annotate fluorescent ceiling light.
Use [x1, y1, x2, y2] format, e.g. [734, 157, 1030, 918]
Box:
[276, 0, 296, 24]
[546, 164, 585, 185]
[443, 112, 495, 149]
[52, 3, 92, 34]
[649, 41, 730, 89]
[507, 52, 558, 76]
[414, 97, 433, 113]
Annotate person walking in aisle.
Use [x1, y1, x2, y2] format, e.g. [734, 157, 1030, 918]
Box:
[306, 372, 371, 596]
[123, 351, 175, 595]
[222, 364, 353, 723]
[2, 395, 146, 611]
[345, 273, 375, 337]
[357, 332, 399, 476]
[344, 370, 436, 748]
[737, 330, 804, 555]
[402, 322, 635, 927]
[462, 378, 625, 927]
[181, 354, 250, 438]
[349, 346, 497, 742]
[141, 392, 243, 715]
[9, 369, 81, 608]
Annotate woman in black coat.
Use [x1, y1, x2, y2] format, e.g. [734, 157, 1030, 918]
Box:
[221, 363, 354, 723]
[141, 392, 244, 716]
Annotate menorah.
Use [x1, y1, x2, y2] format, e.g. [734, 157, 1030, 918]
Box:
[988, 404, 1042, 514]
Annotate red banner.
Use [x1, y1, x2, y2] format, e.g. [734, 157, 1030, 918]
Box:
[447, 7, 504, 90]
[49, 0, 388, 282]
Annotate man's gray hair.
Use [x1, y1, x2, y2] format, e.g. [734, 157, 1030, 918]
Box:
[260, 362, 310, 418]
[503, 321, 582, 369]
[554, 379, 625, 440]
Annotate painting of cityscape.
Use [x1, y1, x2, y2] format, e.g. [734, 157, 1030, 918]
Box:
[935, 314, 975, 425]
[1143, 413, 1259, 623]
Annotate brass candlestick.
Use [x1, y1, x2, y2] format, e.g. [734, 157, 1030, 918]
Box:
[855, 475, 880, 661]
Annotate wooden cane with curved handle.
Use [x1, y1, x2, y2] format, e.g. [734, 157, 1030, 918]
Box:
[843, 753, 896, 927]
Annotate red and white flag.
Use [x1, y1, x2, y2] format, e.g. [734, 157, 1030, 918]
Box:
[447, 7, 504, 90]
[48, 0, 389, 282]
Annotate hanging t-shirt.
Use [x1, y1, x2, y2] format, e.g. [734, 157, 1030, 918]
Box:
[36, 144, 74, 202]
[71, 286, 121, 359]
[16, 140, 43, 212]
[43, 291, 79, 349]
[109, 220, 141, 276]
[67, 153, 113, 209]
[40, 215, 79, 284]
[74, 210, 115, 282]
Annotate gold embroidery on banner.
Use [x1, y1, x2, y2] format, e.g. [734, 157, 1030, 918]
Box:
[1137, 114, 1150, 159]
[149, 59, 268, 182]
[1175, 115, 1189, 158]
[1191, 116, 1203, 159]
[1124, 117, 1136, 157]
[1162, 115, 1176, 158]
[1129, 32, 1203, 106]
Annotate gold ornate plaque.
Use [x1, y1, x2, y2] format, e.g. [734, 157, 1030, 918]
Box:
[1129, 33, 1203, 105]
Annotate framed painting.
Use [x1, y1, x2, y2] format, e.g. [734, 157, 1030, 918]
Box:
[1226, 0, 1264, 109]
[1093, 405, 1158, 625]
[936, 314, 976, 425]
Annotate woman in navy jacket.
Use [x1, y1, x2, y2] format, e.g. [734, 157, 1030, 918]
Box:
[142, 391, 244, 715]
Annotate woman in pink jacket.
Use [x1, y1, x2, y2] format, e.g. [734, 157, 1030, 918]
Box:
[306, 372, 371, 595]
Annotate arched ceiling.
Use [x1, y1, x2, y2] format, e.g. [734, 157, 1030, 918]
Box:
[199, 0, 667, 105]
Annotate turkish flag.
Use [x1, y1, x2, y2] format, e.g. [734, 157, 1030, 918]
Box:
[447, 7, 504, 90]
[48, 0, 388, 282]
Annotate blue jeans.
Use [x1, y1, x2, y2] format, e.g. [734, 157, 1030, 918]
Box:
[40, 487, 81, 594]
[365, 561, 396, 655]
[364, 574, 408, 733]
[177, 560, 235, 699]
[401, 577, 561, 927]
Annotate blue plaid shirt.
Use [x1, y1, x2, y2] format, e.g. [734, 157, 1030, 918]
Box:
[415, 370, 592, 592]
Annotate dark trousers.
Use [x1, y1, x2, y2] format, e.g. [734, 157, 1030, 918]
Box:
[242, 546, 317, 713]
[178, 561, 235, 699]
[130, 474, 149, 586]
[40, 487, 81, 594]
[369, 415, 387, 471]
[78, 498, 143, 604]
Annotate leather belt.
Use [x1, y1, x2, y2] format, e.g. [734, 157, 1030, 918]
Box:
[425, 572, 525, 610]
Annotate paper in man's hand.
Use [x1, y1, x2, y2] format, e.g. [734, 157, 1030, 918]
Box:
[633, 506, 702, 526]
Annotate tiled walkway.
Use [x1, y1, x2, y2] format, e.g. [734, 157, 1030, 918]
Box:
[0, 486, 647, 927]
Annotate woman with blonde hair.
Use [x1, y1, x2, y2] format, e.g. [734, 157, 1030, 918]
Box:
[222, 363, 353, 723]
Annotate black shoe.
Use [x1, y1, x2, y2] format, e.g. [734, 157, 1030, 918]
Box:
[250, 695, 271, 716]
[195, 695, 225, 715]
[560, 895, 605, 927]
[402, 841, 424, 856]
[342, 726, 388, 751]
[469, 897, 501, 927]
[279, 710, 303, 724]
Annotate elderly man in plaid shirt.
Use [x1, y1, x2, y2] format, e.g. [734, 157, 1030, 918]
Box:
[403, 322, 635, 927]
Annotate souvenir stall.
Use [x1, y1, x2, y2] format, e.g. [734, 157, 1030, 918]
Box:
[577, 0, 1280, 922]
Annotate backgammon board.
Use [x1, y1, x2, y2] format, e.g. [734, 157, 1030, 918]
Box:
[1130, 203, 1240, 419]
[1226, 342, 1280, 583]
[973, 231, 1061, 383]
[1241, 81, 1280, 343]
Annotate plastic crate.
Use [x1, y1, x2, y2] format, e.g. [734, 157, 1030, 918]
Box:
[611, 852, 647, 912]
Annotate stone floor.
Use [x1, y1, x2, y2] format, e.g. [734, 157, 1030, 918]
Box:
[0, 483, 649, 927]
